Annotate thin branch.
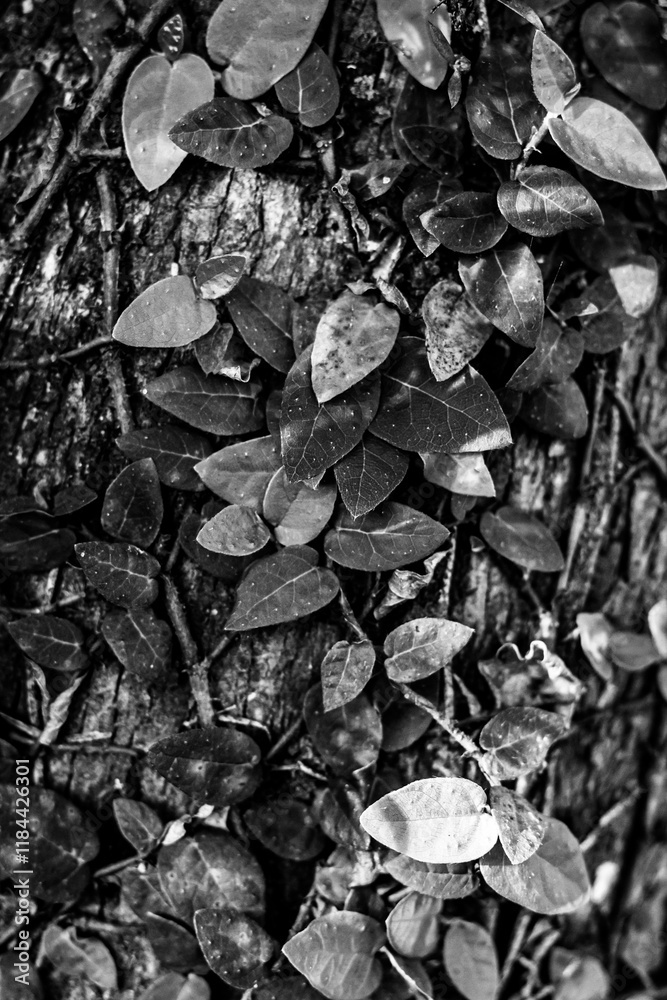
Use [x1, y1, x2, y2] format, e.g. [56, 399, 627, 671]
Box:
[610, 387, 667, 485]
[163, 576, 215, 727]
[0, 335, 113, 370]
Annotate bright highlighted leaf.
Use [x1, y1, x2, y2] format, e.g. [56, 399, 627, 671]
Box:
[122, 55, 214, 191]
[225, 545, 339, 630]
[226, 277, 296, 373]
[386, 892, 442, 958]
[169, 97, 293, 170]
[465, 43, 543, 160]
[577, 611, 614, 680]
[117, 425, 212, 492]
[145, 366, 263, 435]
[194, 907, 274, 989]
[422, 452, 495, 497]
[609, 631, 661, 671]
[480, 506, 565, 572]
[101, 609, 172, 682]
[507, 319, 584, 392]
[157, 13, 186, 62]
[498, 167, 603, 237]
[370, 337, 511, 454]
[531, 31, 578, 114]
[275, 45, 340, 127]
[404, 178, 453, 256]
[304, 684, 383, 775]
[194, 437, 281, 510]
[385, 854, 479, 899]
[421, 193, 508, 254]
[347, 159, 406, 201]
[7, 615, 86, 672]
[195, 254, 247, 300]
[334, 436, 409, 519]
[282, 911, 385, 1000]
[376, 0, 452, 90]
[521, 378, 589, 440]
[360, 777, 499, 864]
[442, 920, 499, 1000]
[649, 599, 667, 659]
[609, 256, 659, 318]
[147, 727, 262, 807]
[488, 785, 545, 864]
[479, 707, 566, 779]
[321, 639, 376, 712]
[548, 97, 667, 191]
[262, 469, 336, 546]
[458, 245, 544, 347]
[113, 275, 217, 349]
[384, 617, 474, 682]
[75, 541, 160, 607]
[480, 817, 590, 914]
[196, 505, 271, 556]
[0, 69, 42, 143]
[421, 280, 492, 381]
[325, 502, 449, 572]
[101, 458, 164, 548]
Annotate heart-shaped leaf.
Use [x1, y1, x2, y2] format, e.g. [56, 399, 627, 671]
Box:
[488, 785, 545, 864]
[422, 452, 495, 497]
[325, 502, 449, 572]
[458, 245, 544, 347]
[480, 506, 565, 572]
[479, 817, 590, 914]
[283, 911, 385, 1000]
[75, 541, 160, 607]
[334, 436, 409, 519]
[465, 43, 543, 159]
[122, 55, 214, 191]
[7, 615, 86, 671]
[370, 337, 511, 453]
[360, 777, 499, 864]
[548, 97, 667, 190]
[275, 44, 340, 127]
[531, 31, 578, 114]
[101, 458, 164, 548]
[386, 892, 442, 959]
[0, 69, 42, 143]
[421, 280, 493, 381]
[507, 319, 584, 392]
[376, 0, 452, 90]
[421, 193, 508, 253]
[117, 425, 212, 492]
[384, 617, 474, 682]
[225, 545, 340, 630]
[194, 907, 274, 989]
[206, 0, 329, 100]
[479, 707, 566, 778]
[169, 97, 293, 169]
[498, 167, 603, 237]
[147, 727, 262, 807]
[521, 378, 589, 440]
[303, 683, 383, 775]
[195, 437, 281, 510]
[263, 469, 336, 546]
[442, 920, 499, 1000]
[311, 291, 400, 403]
[197, 505, 271, 556]
[101, 609, 172, 681]
[195, 254, 247, 300]
[145, 366, 263, 435]
[321, 639, 376, 711]
[385, 853, 479, 899]
[226, 277, 296, 373]
[244, 799, 326, 860]
[113, 275, 217, 349]
[113, 798, 163, 855]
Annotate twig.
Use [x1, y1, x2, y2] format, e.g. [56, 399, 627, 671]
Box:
[515, 114, 552, 175]
[327, 0, 345, 61]
[163, 576, 215, 727]
[339, 588, 368, 641]
[0, 335, 114, 370]
[500, 913, 533, 990]
[265, 715, 304, 762]
[610, 387, 667, 485]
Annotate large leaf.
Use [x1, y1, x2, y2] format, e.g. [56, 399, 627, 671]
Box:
[488, 785, 545, 864]
[442, 920, 499, 1000]
[113, 275, 217, 349]
[75, 541, 160, 607]
[226, 277, 295, 373]
[303, 684, 383, 775]
[194, 907, 274, 989]
[531, 31, 578, 115]
[498, 167, 603, 237]
[0, 69, 42, 143]
[479, 817, 590, 914]
[225, 545, 340, 630]
[6, 615, 86, 671]
[169, 97, 293, 169]
[122, 55, 214, 191]
[325, 502, 449, 572]
[197, 505, 271, 556]
[101, 458, 164, 548]
[384, 616, 474, 682]
[117, 426, 212, 492]
[321, 639, 376, 712]
[147, 727, 262, 807]
[311, 291, 400, 403]
[145, 366, 263, 435]
[334, 436, 409, 519]
[283, 911, 385, 1000]
[479, 707, 566, 779]
[421, 193, 508, 253]
[101, 609, 172, 681]
[548, 97, 667, 191]
[520, 378, 589, 440]
[360, 777, 499, 864]
[458, 245, 544, 347]
[385, 853, 479, 899]
[480, 506, 564, 572]
[506, 319, 583, 392]
[263, 469, 337, 546]
[370, 338, 511, 453]
[421, 280, 492, 381]
[465, 43, 543, 159]
[386, 892, 441, 959]
[280, 347, 380, 483]
[275, 45, 340, 127]
[422, 452, 495, 497]
[376, 0, 452, 90]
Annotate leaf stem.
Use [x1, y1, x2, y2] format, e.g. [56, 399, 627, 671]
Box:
[515, 113, 553, 175]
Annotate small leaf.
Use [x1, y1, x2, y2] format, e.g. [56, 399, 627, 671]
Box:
[0, 69, 42, 143]
[321, 639, 376, 711]
[548, 97, 667, 191]
[101, 609, 172, 681]
[497, 0, 544, 28]
[179, 509, 250, 581]
[422, 452, 495, 497]
[360, 777, 499, 864]
[480, 506, 565, 572]
[458, 245, 544, 347]
[117, 425, 212, 492]
[498, 167, 603, 237]
[101, 458, 164, 548]
[6, 615, 86, 671]
[225, 545, 340, 630]
[347, 160, 407, 201]
[0, 510, 75, 574]
[158, 13, 187, 62]
[195, 326, 260, 382]
[194, 437, 281, 510]
[609, 631, 661, 671]
[206, 0, 329, 100]
[113, 798, 163, 854]
[195, 254, 247, 300]
[465, 43, 543, 159]
[531, 31, 578, 114]
[75, 541, 160, 607]
[386, 892, 442, 958]
[521, 378, 589, 440]
[311, 291, 400, 403]
[42, 926, 118, 991]
[325, 502, 449, 572]
[303, 683, 383, 775]
[194, 906, 274, 989]
[421, 193, 508, 254]
[226, 277, 296, 373]
[384, 617, 474, 683]
[245, 798, 326, 860]
[147, 727, 262, 807]
[275, 45, 340, 127]
[334, 436, 409, 519]
[113, 275, 217, 349]
[385, 853, 479, 899]
[282, 911, 385, 1000]
[576, 612, 614, 680]
[479, 817, 590, 914]
[403, 179, 454, 256]
[197, 505, 271, 556]
[122, 55, 215, 191]
[442, 920, 499, 1000]
[488, 786, 545, 864]
[169, 97, 294, 169]
[479, 707, 566, 779]
[376, 0, 452, 90]
[421, 280, 492, 381]
[609, 256, 659, 318]
[52, 484, 97, 516]
[145, 366, 263, 435]
[506, 319, 584, 392]
[263, 469, 337, 546]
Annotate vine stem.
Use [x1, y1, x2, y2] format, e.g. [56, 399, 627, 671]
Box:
[514, 113, 553, 176]
[163, 576, 215, 728]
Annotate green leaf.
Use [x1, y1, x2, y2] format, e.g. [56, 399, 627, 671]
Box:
[263, 469, 337, 546]
[282, 911, 385, 1000]
[321, 639, 376, 711]
[520, 378, 589, 440]
[75, 541, 160, 607]
[385, 853, 479, 899]
[325, 502, 449, 572]
[147, 727, 262, 807]
[169, 97, 293, 170]
[0, 69, 42, 143]
[458, 245, 544, 347]
[506, 319, 584, 392]
[196, 505, 271, 557]
[479, 817, 590, 914]
[465, 43, 543, 159]
[304, 683, 383, 775]
[206, 0, 329, 100]
[421, 193, 508, 254]
[122, 55, 214, 191]
[480, 506, 565, 572]
[421, 280, 492, 381]
[422, 452, 495, 497]
[117, 426, 212, 493]
[498, 167, 603, 237]
[145, 366, 263, 435]
[101, 458, 164, 548]
[386, 892, 442, 959]
[548, 97, 667, 190]
[101, 609, 172, 681]
[442, 920, 498, 1000]
[225, 545, 340, 630]
[479, 706, 566, 778]
[488, 785, 545, 864]
[226, 277, 296, 373]
[194, 437, 281, 510]
[113, 798, 163, 854]
[334, 436, 409, 519]
[384, 616, 474, 682]
[6, 615, 87, 671]
[194, 907, 274, 989]
[376, 0, 452, 90]
[360, 777, 499, 864]
[275, 45, 340, 127]
[531, 31, 578, 115]
[195, 253, 247, 300]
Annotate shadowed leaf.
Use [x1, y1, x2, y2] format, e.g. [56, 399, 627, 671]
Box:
[117, 426, 212, 492]
[459, 245, 543, 347]
[488, 785, 545, 864]
[75, 541, 160, 607]
[147, 728, 262, 807]
[465, 43, 543, 159]
[376, 0, 451, 90]
[101, 458, 164, 548]
[442, 920, 499, 1000]
[520, 378, 589, 440]
[0, 69, 42, 143]
[498, 167, 603, 237]
[195, 254, 247, 300]
[480, 506, 565, 572]
[7, 615, 87, 671]
[195, 437, 281, 510]
[479, 706, 566, 778]
[226, 277, 296, 373]
[170, 97, 293, 169]
[101, 608, 172, 681]
[145, 366, 263, 435]
[334, 436, 409, 519]
[385, 853, 479, 899]
[421, 193, 508, 253]
[304, 683, 383, 776]
[263, 469, 337, 545]
[531, 30, 578, 114]
[197, 505, 271, 556]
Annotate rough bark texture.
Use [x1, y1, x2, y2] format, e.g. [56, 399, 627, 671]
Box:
[1, 0, 666, 997]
